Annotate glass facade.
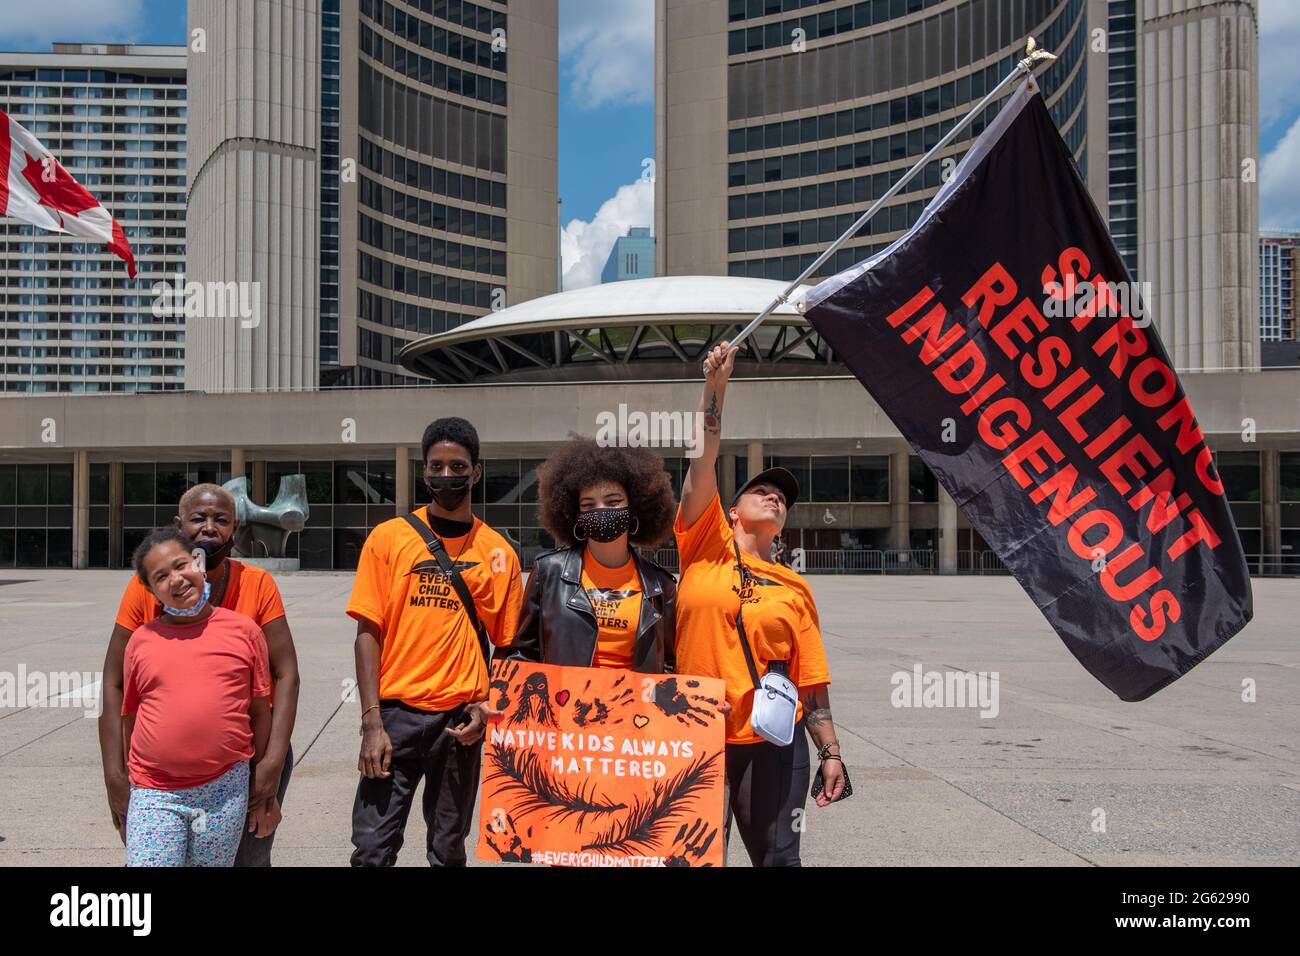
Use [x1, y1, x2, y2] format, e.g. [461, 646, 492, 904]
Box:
[1106, 0, 1138, 276]
[0, 54, 188, 393]
[348, 0, 509, 387]
[1259, 232, 1298, 343]
[321, 0, 342, 372]
[724, 0, 1088, 282]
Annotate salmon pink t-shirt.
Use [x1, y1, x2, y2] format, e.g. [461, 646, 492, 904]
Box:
[122, 606, 272, 790]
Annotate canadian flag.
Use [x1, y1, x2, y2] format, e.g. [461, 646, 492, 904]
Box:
[0, 109, 136, 277]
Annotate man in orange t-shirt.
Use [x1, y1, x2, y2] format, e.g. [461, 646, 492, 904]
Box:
[349, 417, 523, 867]
[98, 482, 300, 867]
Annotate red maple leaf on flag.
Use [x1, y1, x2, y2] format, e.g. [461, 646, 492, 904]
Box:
[20, 150, 99, 228]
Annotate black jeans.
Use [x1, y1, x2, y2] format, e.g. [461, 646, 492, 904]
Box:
[723, 721, 810, 867]
[350, 701, 482, 867]
[234, 743, 293, 868]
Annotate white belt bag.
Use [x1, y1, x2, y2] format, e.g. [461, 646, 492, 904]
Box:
[733, 542, 798, 747]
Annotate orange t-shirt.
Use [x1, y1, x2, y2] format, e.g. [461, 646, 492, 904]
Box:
[122, 606, 272, 790]
[580, 554, 642, 669]
[674, 493, 830, 745]
[347, 511, 523, 712]
[115, 559, 286, 703]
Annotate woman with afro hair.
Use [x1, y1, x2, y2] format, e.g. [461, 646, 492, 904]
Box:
[505, 438, 678, 673]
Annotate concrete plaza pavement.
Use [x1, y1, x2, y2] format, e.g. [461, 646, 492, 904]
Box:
[0, 569, 1296, 867]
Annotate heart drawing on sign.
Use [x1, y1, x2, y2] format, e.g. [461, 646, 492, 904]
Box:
[633, 714, 649, 729]
[555, 690, 570, 706]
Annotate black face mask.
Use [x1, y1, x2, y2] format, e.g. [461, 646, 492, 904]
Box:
[576, 507, 631, 543]
[426, 474, 472, 510]
[196, 535, 235, 567]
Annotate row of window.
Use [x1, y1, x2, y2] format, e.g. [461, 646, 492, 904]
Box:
[727, 0, 1081, 121]
[390, 0, 507, 37]
[0, 103, 184, 116]
[0, 380, 182, 393]
[359, 63, 506, 173]
[1, 329, 182, 342]
[22, 123, 184, 136]
[729, 240, 887, 281]
[730, 198, 926, 253]
[730, 0, 966, 54]
[15, 138, 183, 153]
[359, 176, 507, 242]
[358, 212, 507, 277]
[360, 23, 508, 108]
[729, 160, 936, 221]
[358, 251, 498, 309]
[357, 288, 481, 336]
[365, 0, 507, 73]
[728, 38, 1084, 193]
[0, 69, 183, 84]
[360, 135, 507, 208]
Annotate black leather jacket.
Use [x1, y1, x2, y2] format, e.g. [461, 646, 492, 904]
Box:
[506, 545, 677, 673]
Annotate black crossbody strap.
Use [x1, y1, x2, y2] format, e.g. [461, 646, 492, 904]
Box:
[733, 541, 763, 691]
[402, 510, 491, 667]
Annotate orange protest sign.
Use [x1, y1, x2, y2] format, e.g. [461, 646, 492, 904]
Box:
[476, 660, 727, 867]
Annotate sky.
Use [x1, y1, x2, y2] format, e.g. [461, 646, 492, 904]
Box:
[0, 0, 1295, 286]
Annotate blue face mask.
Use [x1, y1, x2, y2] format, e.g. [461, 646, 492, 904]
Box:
[162, 579, 212, 618]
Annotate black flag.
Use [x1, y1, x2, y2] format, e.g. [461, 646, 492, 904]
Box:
[799, 79, 1252, 701]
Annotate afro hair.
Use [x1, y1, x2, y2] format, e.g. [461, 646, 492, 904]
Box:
[537, 439, 676, 549]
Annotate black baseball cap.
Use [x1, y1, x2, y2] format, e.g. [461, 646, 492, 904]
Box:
[730, 466, 800, 511]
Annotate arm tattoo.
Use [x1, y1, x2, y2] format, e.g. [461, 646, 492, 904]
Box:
[703, 389, 721, 434]
[805, 707, 833, 729]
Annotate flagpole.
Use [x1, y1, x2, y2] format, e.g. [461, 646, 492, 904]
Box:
[714, 38, 1058, 369]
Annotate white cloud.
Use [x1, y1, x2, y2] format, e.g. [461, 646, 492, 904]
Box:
[561, 177, 653, 290]
[1259, 0, 1300, 129]
[0, 0, 146, 48]
[559, 0, 653, 109]
[1260, 113, 1300, 229]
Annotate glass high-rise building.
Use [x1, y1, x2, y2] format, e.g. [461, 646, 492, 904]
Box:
[656, 0, 1089, 285]
[1260, 229, 1298, 345]
[0, 43, 187, 394]
[185, 0, 558, 390]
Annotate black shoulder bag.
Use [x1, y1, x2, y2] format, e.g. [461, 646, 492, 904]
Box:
[402, 509, 492, 669]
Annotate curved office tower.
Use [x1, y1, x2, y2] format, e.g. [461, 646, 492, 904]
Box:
[185, 0, 322, 391]
[337, 0, 559, 387]
[656, 0, 1089, 283]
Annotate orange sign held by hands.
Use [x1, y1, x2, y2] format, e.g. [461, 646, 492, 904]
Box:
[476, 660, 727, 867]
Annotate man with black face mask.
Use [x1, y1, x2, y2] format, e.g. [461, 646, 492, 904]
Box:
[348, 417, 524, 866]
[99, 483, 301, 865]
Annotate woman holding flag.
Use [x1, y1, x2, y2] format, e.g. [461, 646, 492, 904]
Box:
[674, 341, 848, 867]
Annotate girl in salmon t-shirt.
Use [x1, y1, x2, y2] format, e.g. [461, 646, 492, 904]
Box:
[121, 528, 273, 867]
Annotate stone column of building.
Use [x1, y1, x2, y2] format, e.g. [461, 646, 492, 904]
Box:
[109, 462, 124, 568]
[1138, 0, 1259, 371]
[395, 447, 412, 516]
[252, 460, 267, 505]
[73, 451, 90, 570]
[185, 0, 321, 391]
[889, 445, 910, 552]
[718, 453, 736, 503]
[938, 484, 958, 575]
[1261, 448, 1282, 574]
[230, 448, 246, 484]
[746, 442, 763, 486]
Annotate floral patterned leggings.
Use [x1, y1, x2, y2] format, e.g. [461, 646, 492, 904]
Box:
[125, 760, 249, 867]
